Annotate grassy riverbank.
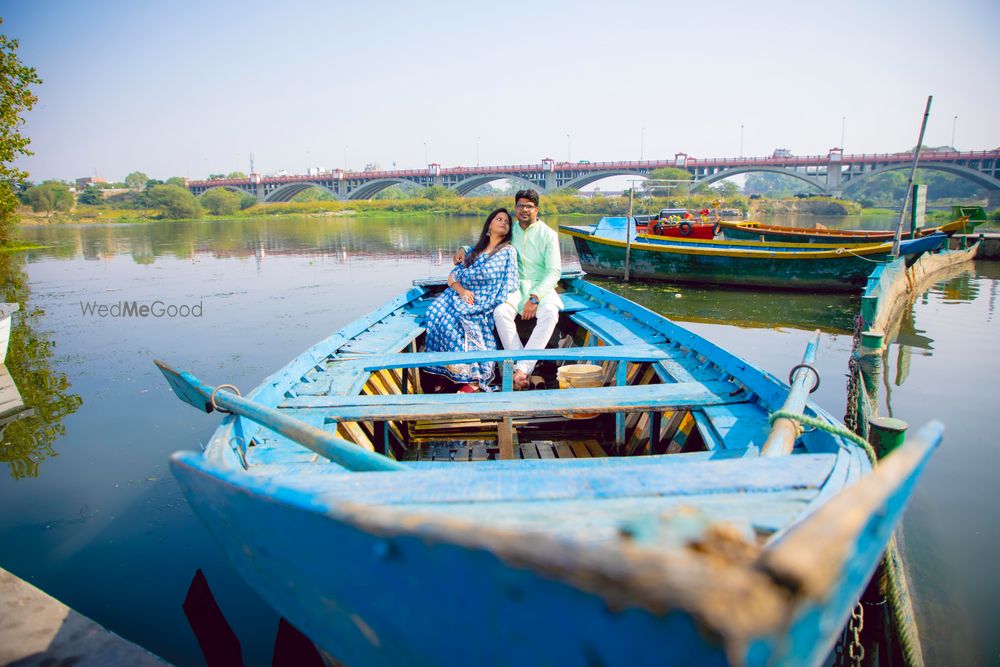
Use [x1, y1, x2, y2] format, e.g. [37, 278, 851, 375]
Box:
[18, 197, 997, 225]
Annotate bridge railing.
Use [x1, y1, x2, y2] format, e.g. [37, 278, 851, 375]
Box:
[186, 150, 1000, 187]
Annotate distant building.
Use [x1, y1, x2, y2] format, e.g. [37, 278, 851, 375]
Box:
[75, 176, 107, 189]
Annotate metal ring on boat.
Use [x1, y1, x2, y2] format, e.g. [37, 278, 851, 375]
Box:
[679, 221, 693, 236]
[211, 383, 241, 413]
[788, 363, 821, 393]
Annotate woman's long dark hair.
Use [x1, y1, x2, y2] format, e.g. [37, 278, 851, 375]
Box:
[464, 208, 513, 267]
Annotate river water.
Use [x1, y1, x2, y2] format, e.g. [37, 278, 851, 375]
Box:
[0, 213, 996, 666]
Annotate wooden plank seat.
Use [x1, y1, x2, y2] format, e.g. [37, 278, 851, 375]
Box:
[279, 379, 747, 422]
[288, 343, 680, 400]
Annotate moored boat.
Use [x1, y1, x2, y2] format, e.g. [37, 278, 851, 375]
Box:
[719, 216, 972, 243]
[0, 303, 19, 364]
[561, 219, 947, 291]
[159, 275, 941, 666]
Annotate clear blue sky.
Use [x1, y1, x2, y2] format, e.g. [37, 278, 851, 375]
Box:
[2, 0, 998, 182]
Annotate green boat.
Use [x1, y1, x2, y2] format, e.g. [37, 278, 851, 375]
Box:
[561, 219, 945, 291]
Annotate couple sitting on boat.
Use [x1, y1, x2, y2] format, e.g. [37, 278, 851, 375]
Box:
[423, 189, 562, 393]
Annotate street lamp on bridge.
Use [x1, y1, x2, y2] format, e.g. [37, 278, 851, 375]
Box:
[952, 115, 958, 148]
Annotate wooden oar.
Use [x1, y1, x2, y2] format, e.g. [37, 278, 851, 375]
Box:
[155, 360, 405, 472]
[761, 331, 821, 457]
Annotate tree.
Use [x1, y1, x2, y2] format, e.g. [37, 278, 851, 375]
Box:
[744, 172, 814, 197]
[148, 184, 201, 219]
[124, 171, 149, 189]
[226, 171, 247, 179]
[0, 20, 42, 243]
[708, 180, 741, 198]
[642, 168, 692, 196]
[422, 185, 455, 201]
[200, 187, 242, 215]
[77, 185, 104, 205]
[165, 176, 187, 187]
[25, 182, 73, 217]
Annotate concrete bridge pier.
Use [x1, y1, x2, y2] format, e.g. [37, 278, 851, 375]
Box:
[826, 165, 842, 191]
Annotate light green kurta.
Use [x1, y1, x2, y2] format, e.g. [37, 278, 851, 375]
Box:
[505, 219, 563, 311]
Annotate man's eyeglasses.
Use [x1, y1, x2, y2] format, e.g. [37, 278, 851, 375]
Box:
[515, 203, 537, 210]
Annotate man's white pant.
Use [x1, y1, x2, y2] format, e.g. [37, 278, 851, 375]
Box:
[494, 302, 559, 376]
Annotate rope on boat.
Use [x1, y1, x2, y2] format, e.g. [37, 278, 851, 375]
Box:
[879, 534, 926, 667]
[834, 247, 893, 263]
[769, 409, 923, 666]
[767, 410, 877, 465]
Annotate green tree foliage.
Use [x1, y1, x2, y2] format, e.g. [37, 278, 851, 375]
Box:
[124, 171, 149, 189]
[0, 20, 42, 243]
[289, 186, 335, 202]
[148, 184, 201, 219]
[239, 192, 257, 209]
[743, 172, 816, 197]
[707, 180, 741, 198]
[77, 184, 104, 205]
[0, 252, 83, 478]
[165, 176, 187, 187]
[25, 181, 73, 216]
[226, 171, 247, 179]
[642, 168, 692, 196]
[200, 187, 242, 215]
[422, 185, 457, 201]
[847, 169, 985, 207]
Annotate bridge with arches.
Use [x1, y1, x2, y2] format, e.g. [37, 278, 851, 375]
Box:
[186, 148, 1000, 205]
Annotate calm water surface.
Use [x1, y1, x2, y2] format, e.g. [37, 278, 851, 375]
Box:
[0, 214, 996, 666]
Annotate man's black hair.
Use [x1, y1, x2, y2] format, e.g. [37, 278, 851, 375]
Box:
[514, 189, 540, 207]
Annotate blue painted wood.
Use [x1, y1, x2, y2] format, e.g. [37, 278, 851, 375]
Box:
[222, 452, 837, 505]
[354, 343, 674, 371]
[279, 380, 747, 421]
[157, 363, 405, 472]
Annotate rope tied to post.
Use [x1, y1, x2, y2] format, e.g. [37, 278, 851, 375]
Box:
[767, 410, 878, 465]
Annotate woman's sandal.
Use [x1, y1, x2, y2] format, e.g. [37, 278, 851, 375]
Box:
[529, 375, 547, 390]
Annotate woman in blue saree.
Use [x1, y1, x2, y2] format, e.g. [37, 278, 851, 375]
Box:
[424, 208, 519, 392]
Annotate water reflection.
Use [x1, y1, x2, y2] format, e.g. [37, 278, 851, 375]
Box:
[591, 277, 859, 334]
[0, 253, 83, 479]
[21, 216, 499, 265]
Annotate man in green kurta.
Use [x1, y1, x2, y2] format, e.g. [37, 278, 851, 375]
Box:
[493, 189, 562, 389]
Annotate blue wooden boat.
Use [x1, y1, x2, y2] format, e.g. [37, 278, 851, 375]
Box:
[158, 275, 942, 666]
[562, 218, 948, 291]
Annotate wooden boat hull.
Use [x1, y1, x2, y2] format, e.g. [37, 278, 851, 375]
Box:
[719, 217, 968, 243]
[163, 277, 941, 666]
[563, 226, 891, 291]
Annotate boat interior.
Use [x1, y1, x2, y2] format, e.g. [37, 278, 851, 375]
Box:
[235, 275, 844, 473]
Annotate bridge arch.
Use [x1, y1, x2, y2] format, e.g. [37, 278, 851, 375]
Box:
[560, 170, 648, 192]
[264, 182, 339, 203]
[348, 178, 425, 200]
[692, 167, 828, 193]
[451, 174, 547, 197]
[201, 185, 252, 197]
[841, 161, 1000, 194]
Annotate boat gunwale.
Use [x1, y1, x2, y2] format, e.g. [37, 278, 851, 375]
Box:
[561, 225, 896, 258]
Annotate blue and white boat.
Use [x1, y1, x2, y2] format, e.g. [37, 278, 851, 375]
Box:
[159, 275, 941, 666]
